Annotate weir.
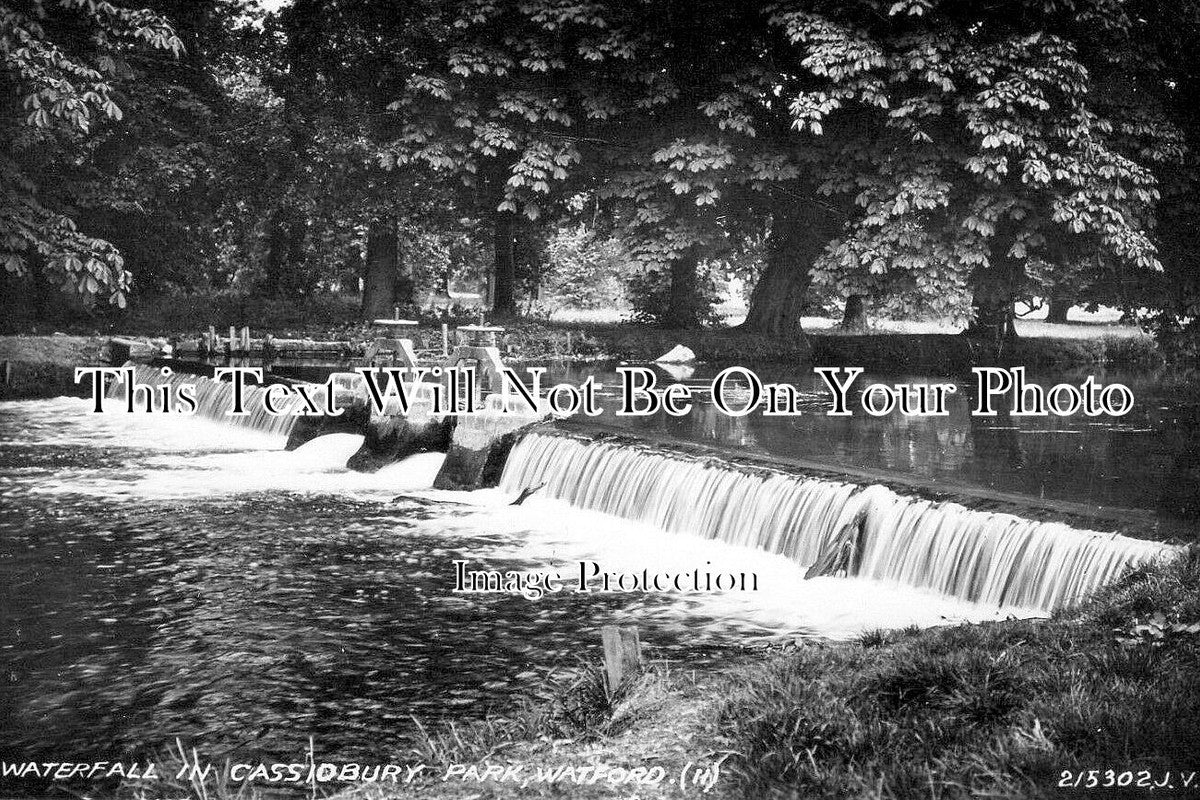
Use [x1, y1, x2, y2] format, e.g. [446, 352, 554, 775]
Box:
[105, 365, 540, 484]
[105, 364, 307, 439]
[103, 365, 1179, 613]
[498, 430, 1179, 612]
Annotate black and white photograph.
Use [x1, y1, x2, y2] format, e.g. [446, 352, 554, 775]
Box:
[1, 0, 1198, 797]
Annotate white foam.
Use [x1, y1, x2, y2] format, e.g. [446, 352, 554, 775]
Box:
[406, 493, 1033, 640]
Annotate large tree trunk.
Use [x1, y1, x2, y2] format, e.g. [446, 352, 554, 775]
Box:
[361, 219, 398, 320]
[492, 208, 517, 317]
[741, 249, 809, 338]
[394, 233, 415, 308]
[740, 202, 839, 340]
[261, 0, 319, 298]
[966, 258, 1021, 344]
[840, 294, 868, 331]
[1046, 294, 1071, 324]
[263, 208, 295, 295]
[662, 248, 703, 329]
[341, 243, 362, 294]
[966, 287, 1017, 343]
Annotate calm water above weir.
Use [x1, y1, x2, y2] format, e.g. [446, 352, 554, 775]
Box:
[264, 359, 1200, 527]
[528, 363, 1199, 532]
[0, 396, 1010, 769]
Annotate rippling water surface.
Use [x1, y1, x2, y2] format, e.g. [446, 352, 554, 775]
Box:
[1, 397, 1021, 771]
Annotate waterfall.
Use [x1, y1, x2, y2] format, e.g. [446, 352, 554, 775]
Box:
[500, 431, 1177, 611]
[105, 365, 305, 438]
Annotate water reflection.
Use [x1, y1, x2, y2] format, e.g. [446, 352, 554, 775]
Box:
[548, 363, 1199, 531]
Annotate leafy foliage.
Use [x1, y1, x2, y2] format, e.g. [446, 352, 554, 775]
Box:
[625, 261, 724, 327]
[541, 225, 629, 310]
[1, 0, 1192, 342]
[1, 0, 183, 307]
[766, 0, 1175, 325]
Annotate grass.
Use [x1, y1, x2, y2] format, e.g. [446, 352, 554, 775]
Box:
[0, 294, 1165, 400]
[404, 661, 640, 767]
[330, 549, 1200, 800]
[798, 310, 1149, 340]
[119, 738, 270, 800]
[715, 548, 1200, 799]
[332, 660, 700, 800]
[549, 305, 1151, 341]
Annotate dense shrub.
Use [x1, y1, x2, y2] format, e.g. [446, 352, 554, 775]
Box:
[625, 263, 724, 327]
[541, 226, 631, 310]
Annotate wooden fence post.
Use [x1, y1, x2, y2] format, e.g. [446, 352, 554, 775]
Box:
[601, 625, 642, 694]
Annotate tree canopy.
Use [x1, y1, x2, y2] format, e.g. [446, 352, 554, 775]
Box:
[2, 0, 183, 307]
[1, 0, 1194, 349]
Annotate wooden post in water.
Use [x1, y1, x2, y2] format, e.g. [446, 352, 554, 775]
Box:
[441, 323, 449, 356]
[601, 625, 642, 694]
[228, 326, 237, 356]
[206, 325, 217, 356]
[240, 326, 251, 354]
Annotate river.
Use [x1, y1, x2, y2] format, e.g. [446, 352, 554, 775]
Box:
[1, 362, 1194, 769]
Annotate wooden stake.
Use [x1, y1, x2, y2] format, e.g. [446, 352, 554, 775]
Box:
[228, 326, 237, 355]
[601, 625, 642, 694]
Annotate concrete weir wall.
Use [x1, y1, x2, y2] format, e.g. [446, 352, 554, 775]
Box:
[287, 374, 548, 488]
[285, 391, 374, 450]
[349, 403, 452, 472]
[433, 404, 549, 490]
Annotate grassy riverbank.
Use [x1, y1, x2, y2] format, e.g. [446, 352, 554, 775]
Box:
[0, 288, 1167, 371]
[330, 549, 1199, 800]
[0, 308, 1163, 400]
[0, 335, 110, 399]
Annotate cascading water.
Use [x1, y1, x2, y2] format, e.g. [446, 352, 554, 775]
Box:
[499, 431, 1178, 612]
[105, 364, 305, 438]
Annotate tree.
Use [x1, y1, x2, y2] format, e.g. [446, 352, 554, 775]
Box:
[1113, 0, 1200, 355]
[1, 0, 182, 309]
[579, 0, 1177, 341]
[361, 217, 398, 319]
[378, 0, 589, 316]
[840, 294, 868, 331]
[541, 223, 629, 311]
[218, 0, 466, 314]
[379, 0, 771, 323]
[762, 0, 1170, 345]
